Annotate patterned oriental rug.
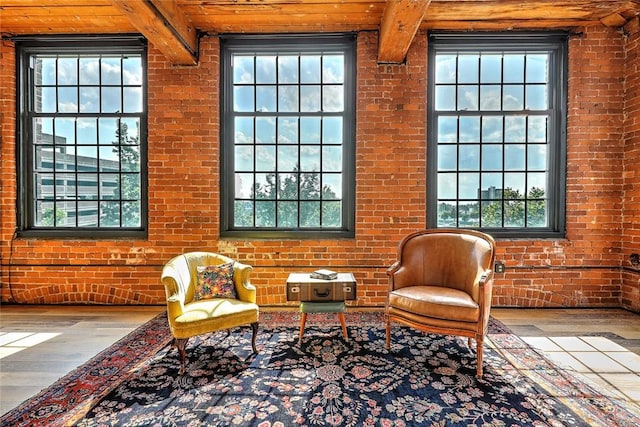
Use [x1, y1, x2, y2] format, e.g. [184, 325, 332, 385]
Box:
[2, 312, 640, 426]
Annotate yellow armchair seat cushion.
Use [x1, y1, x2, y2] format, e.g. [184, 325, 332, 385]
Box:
[172, 299, 259, 339]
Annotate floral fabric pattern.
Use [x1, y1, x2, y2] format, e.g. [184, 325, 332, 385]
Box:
[72, 320, 640, 427]
[195, 262, 236, 300]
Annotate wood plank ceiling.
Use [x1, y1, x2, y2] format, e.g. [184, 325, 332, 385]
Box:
[1, 0, 640, 65]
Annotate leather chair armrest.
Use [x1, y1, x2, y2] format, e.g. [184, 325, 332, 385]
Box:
[233, 262, 256, 303]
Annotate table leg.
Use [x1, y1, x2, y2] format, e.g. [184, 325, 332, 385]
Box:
[299, 312, 308, 343]
[338, 312, 348, 340]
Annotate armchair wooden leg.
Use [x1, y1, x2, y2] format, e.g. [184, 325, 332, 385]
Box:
[385, 321, 391, 349]
[476, 336, 484, 378]
[175, 337, 189, 375]
[250, 322, 259, 353]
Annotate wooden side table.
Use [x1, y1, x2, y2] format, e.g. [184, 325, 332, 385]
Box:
[286, 272, 356, 343]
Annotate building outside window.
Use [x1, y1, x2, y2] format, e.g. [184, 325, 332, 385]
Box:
[428, 33, 567, 238]
[220, 35, 356, 238]
[16, 37, 147, 237]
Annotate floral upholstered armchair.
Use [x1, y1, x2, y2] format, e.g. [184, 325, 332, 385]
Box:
[386, 229, 496, 378]
[161, 251, 259, 374]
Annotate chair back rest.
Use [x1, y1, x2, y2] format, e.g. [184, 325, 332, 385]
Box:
[394, 229, 495, 300]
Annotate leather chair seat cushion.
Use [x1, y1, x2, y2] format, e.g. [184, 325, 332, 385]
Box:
[172, 298, 259, 339]
[388, 285, 479, 323]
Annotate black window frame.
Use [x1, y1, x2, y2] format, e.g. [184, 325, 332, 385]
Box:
[15, 36, 148, 239]
[427, 32, 568, 239]
[220, 34, 356, 239]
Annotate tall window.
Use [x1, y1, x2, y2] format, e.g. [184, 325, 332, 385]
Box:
[428, 33, 567, 238]
[17, 38, 147, 237]
[221, 35, 356, 238]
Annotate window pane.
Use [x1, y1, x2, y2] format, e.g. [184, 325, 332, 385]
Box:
[278, 146, 298, 171]
[256, 117, 276, 144]
[256, 201, 275, 226]
[459, 173, 479, 199]
[235, 173, 253, 198]
[460, 116, 480, 142]
[278, 86, 298, 112]
[504, 172, 526, 197]
[459, 145, 479, 171]
[123, 87, 142, 112]
[438, 116, 457, 143]
[323, 55, 344, 83]
[235, 146, 254, 171]
[256, 56, 275, 83]
[39, 57, 57, 85]
[322, 173, 342, 198]
[100, 201, 120, 227]
[322, 201, 341, 227]
[301, 56, 321, 83]
[256, 145, 276, 171]
[503, 85, 524, 110]
[301, 86, 321, 112]
[323, 85, 344, 112]
[322, 146, 342, 172]
[505, 144, 526, 170]
[79, 87, 99, 113]
[278, 117, 298, 144]
[444, 143, 464, 171]
[480, 55, 501, 83]
[528, 144, 547, 170]
[322, 117, 342, 144]
[300, 201, 320, 227]
[437, 173, 456, 199]
[503, 54, 524, 83]
[481, 144, 502, 170]
[482, 117, 503, 142]
[480, 85, 500, 110]
[300, 146, 320, 171]
[458, 85, 478, 111]
[435, 86, 456, 111]
[526, 54, 548, 83]
[458, 55, 478, 83]
[101, 86, 121, 113]
[235, 117, 254, 144]
[79, 58, 99, 85]
[255, 173, 275, 199]
[234, 86, 254, 112]
[526, 85, 548, 110]
[278, 56, 299, 84]
[278, 201, 298, 226]
[277, 174, 298, 199]
[504, 116, 526, 142]
[234, 201, 254, 227]
[101, 57, 121, 85]
[435, 55, 456, 84]
[256, 86, 276, 112]
[235, 56, 254, 83]
[301, 117, 321, 143]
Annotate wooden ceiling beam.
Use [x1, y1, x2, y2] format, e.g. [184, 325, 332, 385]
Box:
[378, 0, 431, 64]
[110, 0, 198, 66]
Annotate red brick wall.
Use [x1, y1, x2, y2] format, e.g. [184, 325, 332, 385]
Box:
[622, 21, 640, 312]
[1, 28, 638, 312]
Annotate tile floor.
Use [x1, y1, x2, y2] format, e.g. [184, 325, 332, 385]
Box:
[491, 308, 640, 408]
[1, 305, 639, 417]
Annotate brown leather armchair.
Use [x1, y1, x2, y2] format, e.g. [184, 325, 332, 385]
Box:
[161, 252, 259, 374]
[385, 229, 496, 378]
